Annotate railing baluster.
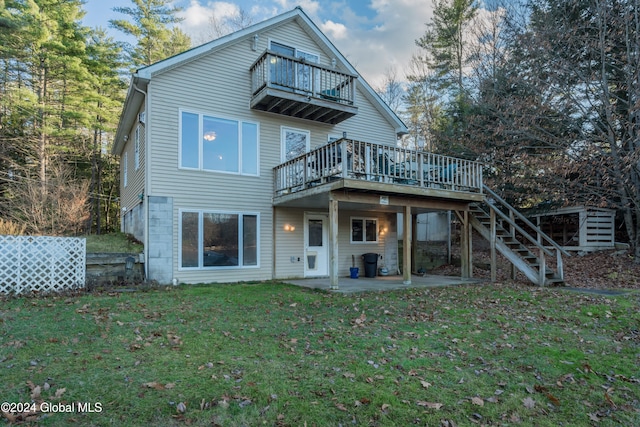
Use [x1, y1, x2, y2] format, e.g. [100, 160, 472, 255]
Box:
[273, 137, 484, 196]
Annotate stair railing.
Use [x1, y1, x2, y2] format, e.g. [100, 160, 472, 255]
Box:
[482, 185, 570, 284]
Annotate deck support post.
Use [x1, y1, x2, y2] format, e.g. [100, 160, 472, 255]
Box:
[403, 205, 412, 285]
[490, 208, 497, 282]
[329, 195, 339, 290]
[460, 210, 472, 278]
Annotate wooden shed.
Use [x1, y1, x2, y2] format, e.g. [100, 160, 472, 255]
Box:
[528, 206, 616, 251]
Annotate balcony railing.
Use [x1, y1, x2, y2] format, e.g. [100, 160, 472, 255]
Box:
[274, 138, 484, 196]
[250, 51, 358, 123]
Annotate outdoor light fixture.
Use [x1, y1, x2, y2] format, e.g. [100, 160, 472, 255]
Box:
[283, 224, 295, 232]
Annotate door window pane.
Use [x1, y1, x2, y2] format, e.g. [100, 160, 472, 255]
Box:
[296, 51, 318, 92]
[271, 42, 295, 87]
[283, 128, 309, 160]
[181, 212, 199, 267]
[308, 219, 323, 247]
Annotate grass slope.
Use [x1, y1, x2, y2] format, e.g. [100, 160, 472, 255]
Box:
[1, 283, 638, 426]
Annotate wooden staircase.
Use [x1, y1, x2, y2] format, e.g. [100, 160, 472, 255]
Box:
[469, 185, 570, 286]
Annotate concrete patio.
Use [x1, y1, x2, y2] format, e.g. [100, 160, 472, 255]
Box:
[284, 274, 485, 293]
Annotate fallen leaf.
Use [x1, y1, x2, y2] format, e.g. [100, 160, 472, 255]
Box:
[420, 380, 432, 389]
[522, 397, 535, 409]
[142, 382, 165, 390]
[604, 393, 617, 409]
[54, 388, 66, 398]
[335, 402, 347, 411]
[176, 402, 186, 413]
[31, 385, 41, 399]
[417, 401, 443, 410]
[471, 397, 484, 406]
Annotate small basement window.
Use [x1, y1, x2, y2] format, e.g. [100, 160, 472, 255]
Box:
[351, 217, 378, 243]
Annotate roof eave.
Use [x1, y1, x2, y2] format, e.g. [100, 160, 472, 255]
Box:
[112, 75, 148, 156]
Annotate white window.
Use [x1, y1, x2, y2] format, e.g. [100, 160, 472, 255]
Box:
[281, 127, 310, 161]
[180, 110, 259, 176]
[180, 210, 259, 270]
[134, 125, 140, 170]
[123, 152, 128, 188]
[351, 217, 378, 243]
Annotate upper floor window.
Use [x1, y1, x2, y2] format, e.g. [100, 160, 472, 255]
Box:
[134, 125, 140, 170]
[180, 110, 259, 176]
[123, 152, 128, 188]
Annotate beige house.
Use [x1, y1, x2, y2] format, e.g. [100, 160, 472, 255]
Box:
[113, 7, 566, 287]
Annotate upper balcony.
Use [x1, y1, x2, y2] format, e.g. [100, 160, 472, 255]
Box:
[273, 138, 484, 207]
[250, 50, 358, 124]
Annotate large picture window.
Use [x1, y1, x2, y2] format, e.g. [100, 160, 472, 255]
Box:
[180, 210, 259, 269]
[351, 217, 378, 243]
[180, 110, 259, 175]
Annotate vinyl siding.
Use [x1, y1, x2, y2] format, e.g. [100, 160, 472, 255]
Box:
[120, 107, 146, 216]
[144, 19, 401, 283]
[274, 208, 394, 280]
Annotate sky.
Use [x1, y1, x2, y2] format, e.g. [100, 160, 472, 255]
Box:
[81, 0, 436, 88]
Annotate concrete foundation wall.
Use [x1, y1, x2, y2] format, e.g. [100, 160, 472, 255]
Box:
[123, 203, 145, 243]
[148, 196, 173, 284]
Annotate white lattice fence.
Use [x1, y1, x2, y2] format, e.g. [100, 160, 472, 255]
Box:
[0, 235, 86, 294]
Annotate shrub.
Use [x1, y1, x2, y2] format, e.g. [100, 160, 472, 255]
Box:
[0, 218, 26, 235]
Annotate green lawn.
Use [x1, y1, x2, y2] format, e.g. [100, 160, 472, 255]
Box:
[1, 283, 638, 426]
[84, 233, 143, 254]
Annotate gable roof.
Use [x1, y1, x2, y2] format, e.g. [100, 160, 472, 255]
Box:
[112, 6, 407, 155]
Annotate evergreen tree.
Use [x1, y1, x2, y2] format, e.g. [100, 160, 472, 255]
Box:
[109, 0, 191, 68]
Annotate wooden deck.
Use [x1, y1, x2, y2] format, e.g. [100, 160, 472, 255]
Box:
[250, 50, 358, 124]
[273, 138, 484, 204]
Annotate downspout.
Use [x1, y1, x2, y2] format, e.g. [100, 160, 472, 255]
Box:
[132, 81, 149, 280]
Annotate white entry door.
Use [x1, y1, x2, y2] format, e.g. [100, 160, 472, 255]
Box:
[304, 213, 328, 277]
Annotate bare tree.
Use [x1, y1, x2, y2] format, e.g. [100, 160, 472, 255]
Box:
[466, 0, 640, 261]
[375, 67, 405, 114]
[194, 7, 255, 44]
[4, 160, 90, 236]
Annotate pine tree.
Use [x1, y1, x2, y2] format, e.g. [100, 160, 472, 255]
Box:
[109, 0, 191, 68]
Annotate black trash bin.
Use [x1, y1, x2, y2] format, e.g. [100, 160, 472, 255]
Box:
[362, 253, 379, 278]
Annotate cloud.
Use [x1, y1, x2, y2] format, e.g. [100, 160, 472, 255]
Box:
[273, 0, 320, 15]
[327, 0, 434, 87]
[320, 20, 347, 40]
[180, 0, 237, 28]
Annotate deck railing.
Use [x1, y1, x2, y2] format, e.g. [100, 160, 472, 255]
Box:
[250, 50, 357, 105]
[274, 138, 484, 196]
